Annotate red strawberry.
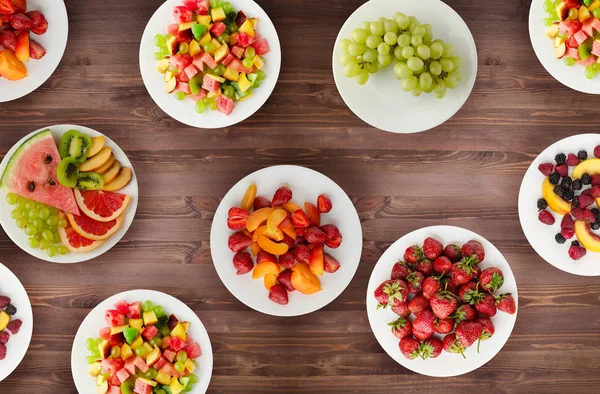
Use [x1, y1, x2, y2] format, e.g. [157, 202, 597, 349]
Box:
[0, 296, 10, 308]
[443, 244, 461, 262]
[455, 321, 483, 348]
[293, 244, 310, 264]
[320, 224, 342, 248]
[422, 276, 442, 299]
[25, 10, 46, 26]
[257, 251, 277, 264]
[30, 18, 47, 35]
[538, 163, 554, 176]
[277, 270, 295, 292]
[0, 343, 5, 361]
[595, 145, 600, 158]
[430, 291, 458, 319]
[420, 338, 443, 359]
[388, 317, 412, 340]
[592, 174, 600, 186]
[29, 39, 46, 59]
[227, 207, 249, 230]
[268, 284, 288, 305]
[472, 292, 497, 317]
[291, 210, 310, 228]
[433, 256, 452, 274]
[561, 228, 574, 239]
[228, 232, 252, 252]
[457, 282, 478, 303]
[460, 240, 485, 263]
[317, 194, 332, 213]
[0, 332, 8, 345]
[566, 153, 580, 166]
[578, 194, 595, 208]
[561, 214, 575, 230]
[0, 29, 16, 51]
[282, 235, 295, 250]
[415, 259, 433, 276]
[434, 317, 454, 334]
[538, 210, 555, 225]
[272, 187, 292, 207]
[253, 196, 271, 210]
[391, 301, 410, 318]
[450, 259, 476, 286]
[423, 237, 443, 260]
[479, 267, 504, 292]
[232, 252, 253, 275]
[405, 271, 424, 294]
[10, 13, 33, 31]
[555, 163, 568, 177]
[496, 293, 516, 314]
[412, 310, 436, 341]
[6, 319, 21, 334]
[279, 252, 295, 269]
[571, 208, 595, 222]
[374, 279, 408, 308]
[399, 337, 421, 360]
[295, 227, 306, 237]
[442, 333, 466, 358]
[323, 253, 340, 273]
[476, 316, 495, 352]
[408, 295, 430, 316]
[403, 245, 422, 264]
[304, 227, 327, 244]
[0, 0, 17, 15]
[391, 261, 410, 280]
[451, 304, 477, 322]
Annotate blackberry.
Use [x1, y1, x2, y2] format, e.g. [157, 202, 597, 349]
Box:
[4, 304, 16, 316]
[592, 222, 600, 231]
[555, 233, 566, 244]
[592, 208, 600, 217]
[562, 189, 574, 202]
[578, 150, 588, 160]
[582, 173, 591, 185]
[561, 177, 572, 189]
[572, 179, 583, 191]
[555, 153, 566, 164]
[549, 173, 561, 184]
[553, 185, 565, 196]
[537, 198, 548, 210]
[571, 240, 580, 247]
[572, 197, 580, 208]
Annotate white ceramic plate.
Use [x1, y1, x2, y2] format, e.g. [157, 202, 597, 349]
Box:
[139, 0, 281, 128]
[519, 134, 600, 276]
[0, 262, 33, 383]
[210, 165, 363, 317]
[366, 226, 518, 377]
[0, 0, 69, 103]
[0, 124, 138, 264]
[332, 0, 477, 134]
[71, 289, 213, 393]
[529, 0, 600, 94]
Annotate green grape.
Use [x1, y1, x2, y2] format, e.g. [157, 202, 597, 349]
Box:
[430, 42, 444, 59]
[53, 232, 61, 244]
[411, 35, 422, 47]
[397, 33, 411, 47]
[445, 75, 458, 89]
[401, 46, 414, 59]
[543, 0, 553, 12]
[242, 57, 253, 68]
[42, 229, 53, 241]
[156, 390, 166, 394]
[25, 225, 37, 236]
[203, 42, 215, 53]
[154, 305, 165, 317]
[34, 232, 42, 241]
[412, 25, 426, 37]
[143, 301, 154, 312]
[174, 361, 186, 373]
[377, 42, 390, 55]
[440, 58, 454, 73]
[159, 326, 170, 336]
[585, 65, 596, 79]
[25, 201, 33, 209]
[384, 32, 397, 45]
[344, 62, 361, 78]
[365, 62, 379, 74]
[59, 245, 68, 255]
[394, 62, 412, 79]
[257, 69, 267, 80]
[394, 12, 410, 30]
[184, 385, 193, 393]
[593, 8, 600, 18]
[434, 81, 447, 99]
[378, 54, 392, 66]
[39, 207, 50, 220]
[10, 209, 21, 219]
[451, 56, 462, 68]
[175, 92, 186, 101]
[111, 346, 121, 358]
[595, 63, 600, 72]
[86, 356, 97, 364]
[408, 16, 420, 32]
[435, 89, 446, 99]
[189, 374, 198, 384]
[46, 245, 58, 257]
[57, 218, 68, 228]
[29, 208, 39, 219]
[401, 76, 418, 91]
[222, 1, 233, 13]
[568, 8, 578, 20]
[443, 43, 455, 58]
[224, 86, 235, 99]
[419, 72, 433, 91]
[356, 69, 369, 85]
[212, 65, 225, 76]
[423, 24, 433, 43]
[177, 351, 188, 363]
[429, 60, 442, 76]
[369, 21, 384, 36]
[411, 87, 423, 97]
[16, 218, 27, 229]
[352, 28, 368, 43]
[340, 53, 355, 65]
[5, 193, 18, 205]
[161, 47, 171, 57]
[363, 49, 377, 63]
[178, 42, 189, 55]
[384, 19, 398, 34]
[339, 38, 352, 52]
[416, 45, 430, 60]
[407, 56, 424, 72]
[28, 237, 40, 249]
[394, 46, 404, 60]
[47, 215, 58, 226]
[146, 368, 158, 380]
[348, 42, 366, 56]
[86, 338, 97, 351]
[453, 70, 463, 81]
[361, 21, 371, 31]
[135, 347, 148, 357]
[366, 35, 383, 49]
[245, 47, 256, 59]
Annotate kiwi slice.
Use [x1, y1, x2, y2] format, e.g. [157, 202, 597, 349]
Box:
[57, 157, 80, 188]
[77, 172, 104, 191]
[59, 129, 92, 162]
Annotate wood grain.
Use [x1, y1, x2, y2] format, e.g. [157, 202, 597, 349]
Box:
[1, 0, 600, 392]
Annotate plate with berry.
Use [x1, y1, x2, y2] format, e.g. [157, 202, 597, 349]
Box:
[210, 165, 363, 317]
[366, 226, 518, 377]
[519, 134, 600, 276]
[0, 262, 33, 382]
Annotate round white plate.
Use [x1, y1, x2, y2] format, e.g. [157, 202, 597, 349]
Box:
[0, 0, 69, 103]
[0, 262, 33, 383]
[366, 226, 518, 377]
[139, 0, 281, 129]
[529, 0, 600, 94]
[71, 290, 213, 393]
[210, 165, 363, 317]
[519, 133, 600, 276]
[332, 0, 478, 134]
[0, 124, 138, 264]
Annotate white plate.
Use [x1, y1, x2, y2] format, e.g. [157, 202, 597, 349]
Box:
[139, 0, 281, 128]
[0, 124, 138, 264]
[71, 290, 213, 393]
[366, 226, 518, 377]
[0, 0, 69, 103]
[332, 0, 478, 134]
[529, 0, 600, 94]
[0, 262, 33, 382]
[210, 165, 363, 317]
[519, 134, 600, 276]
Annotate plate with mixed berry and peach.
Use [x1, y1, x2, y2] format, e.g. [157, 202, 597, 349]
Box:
[366, 226, 518, 377]
[519, 133, 600, 276]
[210, 165, 363, 317]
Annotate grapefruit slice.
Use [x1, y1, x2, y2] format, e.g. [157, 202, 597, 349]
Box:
[67, 212, 123, 241]
[58, 214, 104, 253]
[74, 188, 130, 222]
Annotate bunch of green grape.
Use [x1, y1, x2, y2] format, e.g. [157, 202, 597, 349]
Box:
[338, 12, 463, 98]
[5, 193, 68, 257]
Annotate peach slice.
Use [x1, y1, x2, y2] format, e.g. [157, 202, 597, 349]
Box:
[282, 202, 302, 214]
[542, 177, 571, 215]
[252, 225, 284, 242]
[257, 235, 289, 255]
[0, 49, 27, 81]
[267, 208, 288, 235]
[278, 218, 297, 240]
[291, 263, 322, 295]
[309, 244, 324, 276]
[264, 273, 277, 290]
[246, 207, 275, 232]
[572, 158, 600, 179]
[575, 220, 600, 252]
[241, 184, 257, 212]
[250, 242, 262, 256]
[304, 202, 320, 226]
[252, 261, 280, 279]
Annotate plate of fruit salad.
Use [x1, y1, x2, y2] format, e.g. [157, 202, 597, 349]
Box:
[0, 262, 33, 382]
[332, 0, 477, 134]
[139, 0, 281, 128]
[0, 124, 138, 263]
[71, 289, 213, 394]
[530, 0, 600, 94]
[210, 165, 363, 317]
[0, 0, 68, 102]
[366, 226, 518, 377]
[519, 134, 600, 276]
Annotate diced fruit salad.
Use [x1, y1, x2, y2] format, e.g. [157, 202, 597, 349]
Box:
[544, 0, 600, 78]
[0, 0, 48, 81]
[227, 184, 343, 305]
[86, 300, 202, 394]
[154, 0, 270, 115]
[0, 293, 23, 361]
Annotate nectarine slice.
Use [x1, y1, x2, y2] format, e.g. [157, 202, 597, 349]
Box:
[282, 202, 302, 214]
[267, 208, 288, 235]
[575, 220, 600, 252]
[246, 207, 275, 232]
[252, 261, 280, 279]
[250, 242, 262, 256]
[257, 235, 289, 255]
[264, 273, 277, 290]
[291, 263, 322, 294]
[0, 49, 27, 81]
[572, 158, 600, 179]
[304, 202, 320, 226]
[278, 218, 297, 240]
[309, 244, 324, 276]
[252, 225, 284, 242]
[542, 177, 571, 215]
[241, 184, 257, 212]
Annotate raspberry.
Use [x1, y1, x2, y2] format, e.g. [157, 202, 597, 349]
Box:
[578, 150, 588, 160]
[6, 319, 22, 334]
[268, 284, 288, 305]
[555, 233, 566, 244]
[560, 228, 574, 239]
[538, 163, 554, 176]
[555, 153, 566, 164]
[595, 146, 600, 158]
[555, 164, 568, 177]
[0, 344, 5, 361]
[304, 227, 327, 244]
[0, 296, 10, 309]
[578, 194, 595, 208]
[272, 187, 292, 207]
[232, 252, 253, 275]
[568, 244, 587, 260]
[538, 210, 555, 225]
[566, 154, 580, 166]
[561, 214, 575, 230]
[591, 174, 600, 186]
[571, 208, 596, 222]
[0, 332, 8, 345]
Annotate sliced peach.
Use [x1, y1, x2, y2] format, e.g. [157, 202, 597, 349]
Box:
[278, 218, 297, 240]
[309, 244, 324, 276]
[250, 242, 262, 256]
[241, 184, 257, 212]
[0, 49, 27, 81]
[572, 158, 600, 179]
[304, 202, 320, 226]
[246, 207, 275, 232]
[15, 32, 29, 63]
[264, 273, 277, 290]
[542, 177, 571, 215]
[267, 208, 288, 235]
[252, 261, 280, 279]
[291, 263, 322, 294]
[575, 220, 600, 252]
[257, 235, 289, 255]
[252, 225, 284, 242]
[282, 202, 302, 214]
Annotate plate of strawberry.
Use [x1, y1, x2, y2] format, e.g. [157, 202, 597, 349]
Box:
[366, 226, 518, 377]
[0, 0, 68, 102]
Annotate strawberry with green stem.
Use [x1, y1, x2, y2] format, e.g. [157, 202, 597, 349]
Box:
[404, 245, 423, 264]
[476, 316, 495, 353]
[479, 267, 504, 293]
[430, 289, 458, 319]
[442, 333, 466, 358]
[399, 337, 421, 360]
[450, 256, 478, 287]
[388, 317, 412, 340]
[495, 293, 516, 314]
[450, 304, 477, 322]
[373, 279, 408, 309]
[420, 337, 443, 359]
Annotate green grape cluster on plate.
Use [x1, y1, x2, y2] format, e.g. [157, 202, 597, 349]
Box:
[5, 192, 68, 257]
[339, 12, 463, 98]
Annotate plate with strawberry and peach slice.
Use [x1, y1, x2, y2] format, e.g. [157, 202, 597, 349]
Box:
[366, 226, 518, 377]
[210, 165, 362, 317]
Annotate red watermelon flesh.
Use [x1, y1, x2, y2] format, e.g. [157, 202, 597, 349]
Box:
[0, 130, 80, 215]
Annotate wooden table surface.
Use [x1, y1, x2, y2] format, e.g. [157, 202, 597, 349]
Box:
[1, 0, 600, 392]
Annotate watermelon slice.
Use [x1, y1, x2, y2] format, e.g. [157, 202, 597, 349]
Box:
[0, 130, 80, 215]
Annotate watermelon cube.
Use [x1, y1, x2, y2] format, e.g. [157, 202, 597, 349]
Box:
[216, 95, 235, 116]
[108, 386, 122, 394]
[134, 378, 153, 394]
[567, 47, 581, 60]
[210, 22, 227, 36]
[116, 368, 130, 384]
[192, 54, 205, 72]
[183, 64, 198, 79]
[168, 336, 187, 352]
[105, 310, 125, 327]
[167, 23, 179, 36]
[582, 18, 594, 37]
[109, 333, 125, 348]
[567, 36, 579, 48]
[578, 53, 597, 66]
[202, 75, 221, 93]
[176, 82, 191, 94]
[229, 58, 253, 74]
[170, 54, 192, 71]
[163, 348, 177, 362]
[222, 52, 235, 66]
[574, 30, 588, 45]
[99, 327, 111, 340]
[231, 45, 244, 58]
[124, 356, 137, 375]
[592, 18, 600, 33]
[252, 38, 270, 56]
[201, 52, 217, 69]
[183, 342, 202, 359]
[160, 362, 185, 378]
[197, 0, 209, 15]
[237, 32, 254, 48]
[173, 6, 194, 23]
[176, 70, 190, 83]
[559, 20, 582, 36]
[108, 374, 121, 387]
[142, 326, 158, 341]
[128, 302, 142, 319]
[154, 355, 168, 370]
[592, 40, 600, 57]
[102, 358, 125, 374]
[182, 0, 198, 11]
[133, 356, 149, 373]
[189, 90, 208, 101]
[114, 300, 130, 315]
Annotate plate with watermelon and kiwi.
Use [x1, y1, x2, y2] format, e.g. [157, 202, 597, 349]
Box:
[139, 0, 281, 129]
[0, 125, 138, 263]
[71, 289, 213, 394]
